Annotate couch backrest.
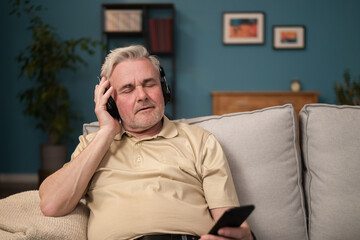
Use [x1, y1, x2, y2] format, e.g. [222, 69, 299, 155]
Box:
[300, 104, 360, 240]
[179, 104, 308, 240]
[84, 104, 308, 240]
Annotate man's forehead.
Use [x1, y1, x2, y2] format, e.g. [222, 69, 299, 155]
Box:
[111, 61, 159, 86]
[113, 59, 157, 76]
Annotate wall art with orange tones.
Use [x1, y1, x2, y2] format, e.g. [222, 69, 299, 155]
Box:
[223, 12, 265, 45]
[273, 26, 306, 50]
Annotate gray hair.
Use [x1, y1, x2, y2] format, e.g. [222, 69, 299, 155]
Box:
[100, 45, 160, 79]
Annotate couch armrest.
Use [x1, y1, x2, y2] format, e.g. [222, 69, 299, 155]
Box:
[0, 191, 89, 240]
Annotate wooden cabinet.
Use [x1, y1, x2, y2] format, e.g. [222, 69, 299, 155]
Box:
[211, 91, 320, 116]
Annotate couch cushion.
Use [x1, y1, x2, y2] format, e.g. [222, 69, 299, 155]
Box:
[181, 104, 307, 240]
[83, 121, 99, 135]
[300, 104, 360, 240]
[83, 104, 308, 240]
[0, 191, 89, 240]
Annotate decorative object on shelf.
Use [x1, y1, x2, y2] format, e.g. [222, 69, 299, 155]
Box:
[222, 12, 265, 45]
[273, 25, 306, 50]
[9, 0, 102, 183]
[105, 9, 142, 32]
[290, 79, 302, 92]
[334, 69, 360, 105]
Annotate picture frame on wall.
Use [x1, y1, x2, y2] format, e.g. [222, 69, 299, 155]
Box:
[104, 9, 143, 32]
[223, 12, 265, 45]
[273, 25, 306, 50]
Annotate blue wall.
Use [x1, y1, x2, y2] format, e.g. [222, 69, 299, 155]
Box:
[1, 0, 360, 173]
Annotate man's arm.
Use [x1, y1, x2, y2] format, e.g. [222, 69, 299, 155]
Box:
[39, 77, 120, 217]
[200, 207, 253, 240]
[39, 128, 116, 217]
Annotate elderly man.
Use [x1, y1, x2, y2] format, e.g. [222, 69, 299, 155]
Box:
[39, 45, 253, 240]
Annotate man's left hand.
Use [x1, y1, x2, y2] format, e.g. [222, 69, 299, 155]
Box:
[200, 221, 253, 240]
[201, 207, 253, 240]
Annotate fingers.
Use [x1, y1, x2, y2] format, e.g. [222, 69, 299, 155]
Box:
[93, 77, 121, 135]
[94, 77, 114, 121]
[217, 226, 251, 239]
[218, 221, 252, 240]
[199, 234, 228, 240]
[94, 77, 111, 104]
[200, 222, 252, 240]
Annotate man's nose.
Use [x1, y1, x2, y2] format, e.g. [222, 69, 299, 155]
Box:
[135, 86, 147, 101]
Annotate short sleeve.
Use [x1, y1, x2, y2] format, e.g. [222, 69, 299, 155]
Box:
[201, 133, 239, 209]
[70, 133, 97, 161]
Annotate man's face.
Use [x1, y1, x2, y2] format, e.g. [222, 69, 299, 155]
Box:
[110, 58, 165, 134]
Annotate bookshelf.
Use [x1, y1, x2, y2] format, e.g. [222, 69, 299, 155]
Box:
[101, 3, 176, 119]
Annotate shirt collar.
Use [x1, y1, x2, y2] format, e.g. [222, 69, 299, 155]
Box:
[114, 116, 178, 141]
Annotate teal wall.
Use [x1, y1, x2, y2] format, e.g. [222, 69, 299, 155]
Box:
[1, 0, 360, 173]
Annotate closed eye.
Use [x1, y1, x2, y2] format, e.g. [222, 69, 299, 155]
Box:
[118, 78, 159, 94]
[119, 84, 135, 94]
[143, 78, 158, 88]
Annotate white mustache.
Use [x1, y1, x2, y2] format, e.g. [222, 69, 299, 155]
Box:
[134, 101, 155, 113]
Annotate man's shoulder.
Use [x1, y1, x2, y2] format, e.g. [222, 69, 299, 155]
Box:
[172, 120, 212, 137]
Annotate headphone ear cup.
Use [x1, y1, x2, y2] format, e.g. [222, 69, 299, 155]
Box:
[161, 80, 171, 105]
[159, 66, 171, 105]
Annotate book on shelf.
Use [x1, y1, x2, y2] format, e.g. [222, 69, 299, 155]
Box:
[149, 18, 173, 53]
[105, 10, 142, 32]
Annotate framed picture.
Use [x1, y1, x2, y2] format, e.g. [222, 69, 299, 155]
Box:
[223, 12, 265, 45]
[105, 9, 142, 32]
[273, 25, 306, 50]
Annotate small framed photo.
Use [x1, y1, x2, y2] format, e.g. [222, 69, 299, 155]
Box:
[105, 9, 142, 32]
[273, 25, 306, 50]
[223, 12, 265, 45]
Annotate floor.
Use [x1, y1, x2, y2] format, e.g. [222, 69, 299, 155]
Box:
[0, 182, 38, 199]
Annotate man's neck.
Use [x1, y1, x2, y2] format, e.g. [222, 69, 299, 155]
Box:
[125, 119, 163, 139]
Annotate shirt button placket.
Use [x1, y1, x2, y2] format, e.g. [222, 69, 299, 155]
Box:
[134, 141, 143, 166]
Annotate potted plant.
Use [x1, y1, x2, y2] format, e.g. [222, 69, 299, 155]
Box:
[10, 0, 102, 182]
[334, 69, 360, 105]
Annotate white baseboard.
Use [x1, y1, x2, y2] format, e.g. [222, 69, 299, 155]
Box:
[0, 174, 38, 184]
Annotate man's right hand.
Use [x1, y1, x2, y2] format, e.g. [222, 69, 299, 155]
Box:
[39, 77, 122, 217]
[94, 77, 121, 136]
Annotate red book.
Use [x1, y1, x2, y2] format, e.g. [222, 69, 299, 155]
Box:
[149, 19, 158, 52]
[158, 19, 166, 52]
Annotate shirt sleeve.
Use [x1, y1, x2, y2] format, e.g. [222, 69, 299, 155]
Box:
[70, 133, 97, 161]
[200, 133, 240, 209]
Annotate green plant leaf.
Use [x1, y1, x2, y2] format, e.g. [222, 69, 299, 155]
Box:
[10, 0, 102, 144]
[334, 69, 360, 105]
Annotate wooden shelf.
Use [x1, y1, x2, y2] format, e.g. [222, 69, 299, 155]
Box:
[102, 31, 143, 37]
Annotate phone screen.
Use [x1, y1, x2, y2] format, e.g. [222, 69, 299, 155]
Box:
[208, 205, 255, 235]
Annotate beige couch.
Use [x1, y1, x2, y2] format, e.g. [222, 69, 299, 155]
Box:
[1, 104, 359, 240]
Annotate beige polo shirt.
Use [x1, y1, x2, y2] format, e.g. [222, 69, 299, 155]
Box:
[71, 117, 239, 240]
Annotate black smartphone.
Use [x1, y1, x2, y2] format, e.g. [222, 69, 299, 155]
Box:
[105, 93, 121, 120]
[208, 205, 255, 235]
[98, 76, 121, 120]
